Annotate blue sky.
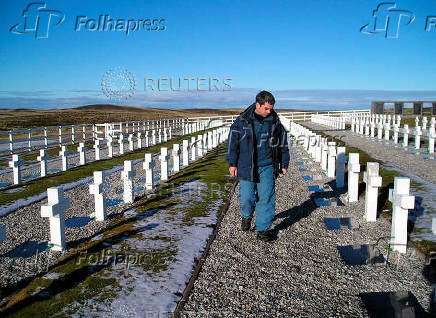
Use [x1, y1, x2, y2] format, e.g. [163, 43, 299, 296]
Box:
[1, 0, 436, 110]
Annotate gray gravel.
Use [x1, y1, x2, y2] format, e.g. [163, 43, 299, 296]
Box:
[0, 130, 199, 291]
[180, 145, 433, 317]
[303, 122, 436, 184]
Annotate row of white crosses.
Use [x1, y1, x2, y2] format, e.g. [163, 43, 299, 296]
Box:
[6, 121, 197, 186]
[311, 114, 346, 130]
[37, 126, 230, 252]
[350, 114, 435, 153]
[289, 122, 346, 190]
[290, 121, 417, 254]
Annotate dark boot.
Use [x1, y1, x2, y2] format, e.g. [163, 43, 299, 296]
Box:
[257, 229, 275, 242]
[241, 217, 252, 231]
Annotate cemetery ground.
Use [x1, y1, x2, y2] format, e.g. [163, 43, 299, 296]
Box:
[302, 122, 436, 256]
[0, 141, 233, 317]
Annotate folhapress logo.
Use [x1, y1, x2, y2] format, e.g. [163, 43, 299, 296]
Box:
[10, 2, 65, 39]
[360, 2, 415, 38]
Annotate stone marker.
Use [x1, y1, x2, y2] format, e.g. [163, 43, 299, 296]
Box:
[41, 187, 69, 251]
[347, 153, 360, 203]
[336, 147, 346, 188]
[389, 177, 415, 253]
[160, 147, 169, 181]
[163, 129, 168, 142]
[363, 162, 382, 222]
[78, 142, 87, 165]
[59, 146, 69, 171]
[143, 153, 155, 190]
[393, 125, 400, 144]
[37, 149, 48, 177]
[119, 134, 125, 155]
[89, 171, 107, 221]
[182, 140, 189, 167]
[377, 123, 383, 139]
[144, 131, 150, 148]
[384, 123, 390, 141]
[0, 226, 6, 242]
[172, 144, 180, 173]
[122, 160, 135, 203]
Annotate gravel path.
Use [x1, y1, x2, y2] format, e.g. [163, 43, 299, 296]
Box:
[180, 145, 433, 317]
[302, 122, 436, 184]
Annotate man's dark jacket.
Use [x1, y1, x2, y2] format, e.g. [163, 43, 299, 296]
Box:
[226, 103, 290, 181]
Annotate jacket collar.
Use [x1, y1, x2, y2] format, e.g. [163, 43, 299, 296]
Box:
[240, 102, 278, 123]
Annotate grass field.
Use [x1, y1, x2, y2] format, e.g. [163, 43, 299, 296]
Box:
[0, 105, 245, 131]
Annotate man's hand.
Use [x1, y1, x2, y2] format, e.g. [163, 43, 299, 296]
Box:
[229, 166, 238, 177]
[281, 168, 287, 175]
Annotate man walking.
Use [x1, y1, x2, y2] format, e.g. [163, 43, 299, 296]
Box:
[226, 91, 289, 242]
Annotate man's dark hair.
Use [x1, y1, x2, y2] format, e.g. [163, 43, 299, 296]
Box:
[256, 90, 275, 106]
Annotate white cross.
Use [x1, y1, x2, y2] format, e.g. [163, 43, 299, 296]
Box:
[41, 187, 70, 251]
[93, 140, 101, 161]
[336, 147, 346, 188]
[137, 132, 143, 149]
[347, 153, 360, 203]
[191, 136, 197, 161]
[107, 137, 114, 158]
[37, 149, 49, 177]
[172, 144, 180, 173]
[197, 135, 203, 157]
[9, 154, 23, 184]
[128, 134, 135, 151]
[389, 177, 415, 254]
[59, 146, 69, 171]
[143, 153, 155, 190]
[182, 140, 189, 167]
[119, 134, 125, 155]
[402, 125, 410, 148]
[89, 171, 106, 221]
[327, 142, 336, 178]
[122, 160, 136, 203]
[78, 142, 87, 165]
[363, 162, 382, 222]
[160, 147, 169, 181]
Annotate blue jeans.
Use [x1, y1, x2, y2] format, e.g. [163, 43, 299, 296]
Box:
[239, 165, 275, 231]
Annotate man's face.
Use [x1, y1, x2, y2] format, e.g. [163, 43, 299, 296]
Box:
[255, 102, 274, 117]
